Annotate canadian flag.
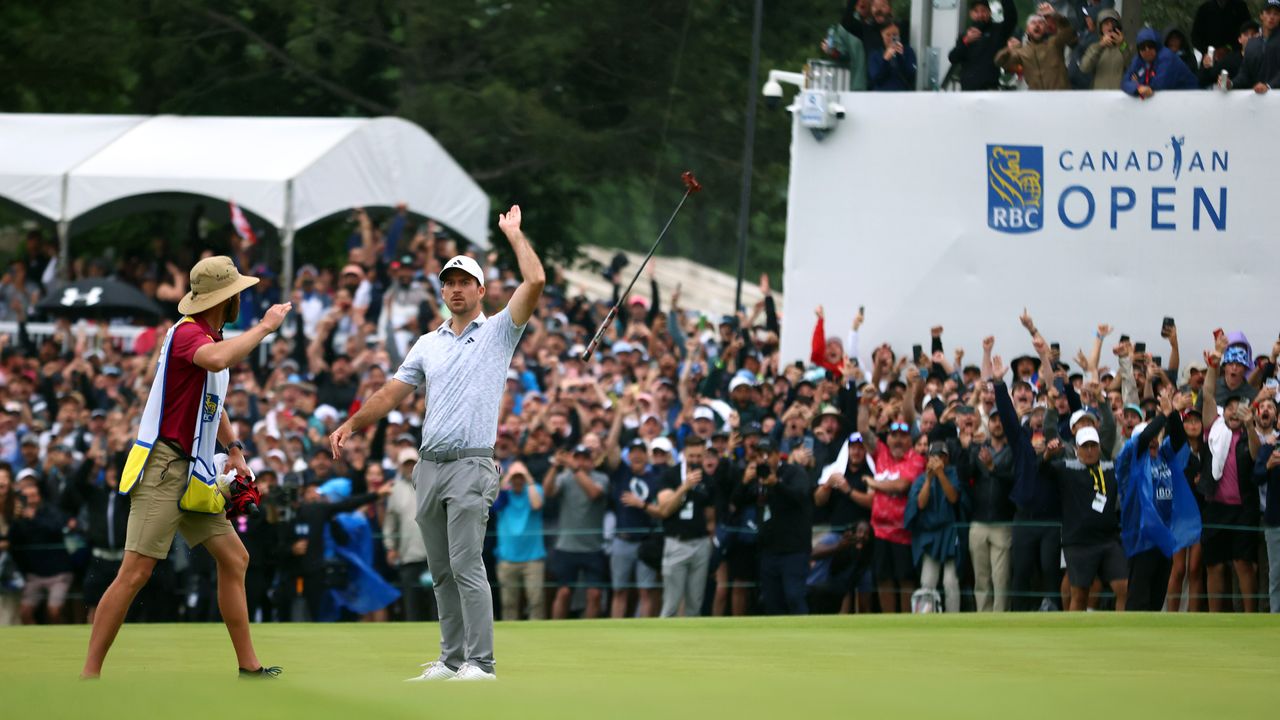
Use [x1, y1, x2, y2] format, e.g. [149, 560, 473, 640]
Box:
[229, 200, 257, 247]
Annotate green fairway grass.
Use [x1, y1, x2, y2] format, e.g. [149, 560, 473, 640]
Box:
[3, 614, 1278, 720]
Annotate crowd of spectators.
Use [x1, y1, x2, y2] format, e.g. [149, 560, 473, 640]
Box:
[1, 204, 1278, 625]
[823, 0, 1280, 95]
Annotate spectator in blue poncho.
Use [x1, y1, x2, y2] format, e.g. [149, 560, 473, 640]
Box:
[905, 441, 969, 612]
[1122, 27, 1199, 97]
[1115, 387, 1200, 611]
[318, 478, 400, 621]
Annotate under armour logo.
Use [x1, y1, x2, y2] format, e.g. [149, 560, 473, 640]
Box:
[60, 287, 103, 307]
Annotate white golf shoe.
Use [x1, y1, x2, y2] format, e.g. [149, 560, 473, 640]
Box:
[405, 661, 457, 682]
[447, 663, 497, 682]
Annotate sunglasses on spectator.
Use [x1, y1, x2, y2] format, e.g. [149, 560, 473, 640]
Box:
[889, 422, 911, 434]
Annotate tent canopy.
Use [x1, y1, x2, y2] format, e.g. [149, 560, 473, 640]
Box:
[0, 113, 490, 287]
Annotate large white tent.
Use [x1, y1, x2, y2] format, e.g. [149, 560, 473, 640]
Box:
[0, 113, 489, 288]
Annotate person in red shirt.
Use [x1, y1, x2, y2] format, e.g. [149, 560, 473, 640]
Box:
[810, 305, 846, 377]
[82, 257, 291, 680]
[857, 365, 925, 612]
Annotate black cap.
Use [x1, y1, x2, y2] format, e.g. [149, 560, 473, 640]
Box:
[927, 441, 950, 457]
[629, 438, 648, 449]
[742, 422, 764, 437]
[572, 444, 591, 456]
[395, 433, 418, 444]
[757, 437, 777, 453]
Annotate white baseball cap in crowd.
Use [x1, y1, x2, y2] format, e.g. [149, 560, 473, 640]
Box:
[439, 255, 485, 286]
[1075, 427, 1100, 446]
[693, 406, 715, 422]
[729, 376, 755, 393]
[1069, 409, 1093, 429]
[398, 448, 420, 466]
[650, 437, 674, 454]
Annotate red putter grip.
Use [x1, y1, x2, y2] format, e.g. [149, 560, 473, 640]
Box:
[681, 171, 702, 194]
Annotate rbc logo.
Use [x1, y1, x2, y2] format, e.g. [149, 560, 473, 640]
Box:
[202, 393, 220, 423]
[987, 144, 1044, 234]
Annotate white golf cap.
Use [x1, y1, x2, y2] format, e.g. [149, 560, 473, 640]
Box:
[1075, 427, 1101, 446]
[439, 255, 485, 285]
[693, 406, 715, 422]
[1069, 409, 1090, 428]
[729, 376, 755, 393]
[650, 437, 674, 454]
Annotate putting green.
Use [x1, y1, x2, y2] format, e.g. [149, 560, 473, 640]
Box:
[4, 614, 1277, 720]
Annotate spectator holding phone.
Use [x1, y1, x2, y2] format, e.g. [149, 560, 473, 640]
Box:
[868, 21, 917, 91]
[1079, 9, 1133, 89]
[655, 442, 715, 617]
[948, 0, 1020, 91]
[905, 442, 967, 613]
[493, 461, 547, 621]
[546, 445, 609, 619]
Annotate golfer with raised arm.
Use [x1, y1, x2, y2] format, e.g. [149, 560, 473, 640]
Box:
[330, 206, 544, 682]
[81, 257, 291, 679]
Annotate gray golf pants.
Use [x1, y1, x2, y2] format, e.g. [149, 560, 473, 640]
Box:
[414, 456, 500, 672]
[660, 536, 712, 617]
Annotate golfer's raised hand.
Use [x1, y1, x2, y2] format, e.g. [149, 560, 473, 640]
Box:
[329, 422, 353, 460]
[261, 302, 293, 333]
[498, 205, 522, 238]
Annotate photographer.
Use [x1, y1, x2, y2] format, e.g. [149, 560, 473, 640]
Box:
[1079, 9, 1133, 89]
[277, 478, 379, 621]
[9, 481, 73, 623]
[948, 0, 1020, 90]
[736, 439, 812, 615]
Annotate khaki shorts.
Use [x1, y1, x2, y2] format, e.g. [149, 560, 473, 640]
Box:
[21, 571, 73, 608]
[124, 442, 232, 559]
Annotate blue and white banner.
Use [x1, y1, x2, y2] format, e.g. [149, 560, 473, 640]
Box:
[780, 91, 1279, 366]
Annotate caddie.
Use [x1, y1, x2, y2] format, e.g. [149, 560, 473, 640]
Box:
[80, 256, 290, 679]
